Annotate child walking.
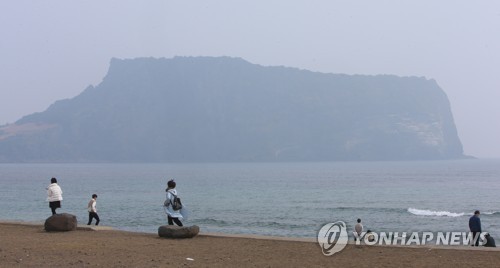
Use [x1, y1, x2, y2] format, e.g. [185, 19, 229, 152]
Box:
[87, 194, 100, 226]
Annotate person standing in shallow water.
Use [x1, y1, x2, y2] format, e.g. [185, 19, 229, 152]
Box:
[87, 194, 100, 226]
[164, 179, 183, 226]
[46, 177, 63, 215]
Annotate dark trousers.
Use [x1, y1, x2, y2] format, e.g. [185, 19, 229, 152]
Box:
[49, 201, 61, 215]
[168, 216, 183, 226]
[472, 231, 480, 246]
[88, 212, 100, 225]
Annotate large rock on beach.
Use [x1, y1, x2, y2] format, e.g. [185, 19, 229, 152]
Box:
[158, 225, 199, 238]
[44, 213, 77, 232]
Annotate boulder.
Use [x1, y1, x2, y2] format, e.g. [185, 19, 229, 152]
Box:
[44, 213, 77, 232]
[158, 225, 199, 238]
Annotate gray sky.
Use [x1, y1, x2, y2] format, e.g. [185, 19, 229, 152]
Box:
[1, 1, 499, 158]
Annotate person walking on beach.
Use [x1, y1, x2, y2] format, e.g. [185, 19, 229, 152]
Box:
[354, 218, 363, 241]
[87, 194, 100, 226]
[164, 179, 183, 226]
[469, 210, 482, 246]
[46, 177, 63, 215]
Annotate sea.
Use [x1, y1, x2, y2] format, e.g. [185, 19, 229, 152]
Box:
[0, 159, 499, 240]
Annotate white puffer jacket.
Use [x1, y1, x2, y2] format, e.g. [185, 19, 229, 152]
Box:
[46, 183, 63, 202]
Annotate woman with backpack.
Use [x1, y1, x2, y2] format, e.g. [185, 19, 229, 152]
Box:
[164, 179, 183, 226]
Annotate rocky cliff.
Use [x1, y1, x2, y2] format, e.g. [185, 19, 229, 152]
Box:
[0, 56, 465, 162]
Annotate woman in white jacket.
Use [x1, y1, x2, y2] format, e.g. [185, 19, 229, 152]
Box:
[164, 179, 183, 226]
[46, 177, 63, 215]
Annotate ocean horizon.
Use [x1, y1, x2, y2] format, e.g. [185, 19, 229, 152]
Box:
[1, 159, 499, 239]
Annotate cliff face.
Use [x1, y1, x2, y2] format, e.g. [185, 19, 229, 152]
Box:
[0, 56, 465, 162]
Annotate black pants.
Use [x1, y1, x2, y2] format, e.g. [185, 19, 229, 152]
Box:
[88, 212, 100, 225]
[472, 231, 480, 246]
[49, 201, 61, 215]
[168, 216, 183, 226]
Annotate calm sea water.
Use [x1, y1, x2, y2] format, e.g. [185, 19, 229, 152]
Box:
[0, 160, 499, 239]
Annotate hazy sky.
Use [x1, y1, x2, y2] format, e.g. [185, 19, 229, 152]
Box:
[1, 1, 499, 158]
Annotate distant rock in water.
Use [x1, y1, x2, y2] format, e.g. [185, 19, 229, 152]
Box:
[0, 56, 466, 162]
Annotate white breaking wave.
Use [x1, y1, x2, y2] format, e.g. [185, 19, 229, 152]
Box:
[483, 211, 500, 215]
[407, 208, 465, 217]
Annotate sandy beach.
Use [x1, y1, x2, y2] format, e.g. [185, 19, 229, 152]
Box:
[1, 222, 499, 267]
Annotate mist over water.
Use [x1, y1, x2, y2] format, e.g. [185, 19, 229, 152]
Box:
[0, 159, 499, 239]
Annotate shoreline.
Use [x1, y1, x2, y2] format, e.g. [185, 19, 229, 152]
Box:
[2, 222, 500, 267]
[2, 220, 498, 251]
